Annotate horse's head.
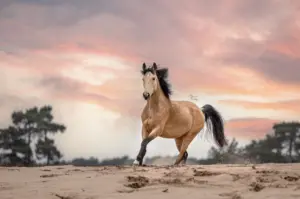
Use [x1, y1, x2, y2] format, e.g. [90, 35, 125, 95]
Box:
[141, 62, 159, 100]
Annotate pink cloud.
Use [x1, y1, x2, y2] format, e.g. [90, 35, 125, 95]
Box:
[225, 118, 280, 139]
[219, 99, 300, 114]
[0, 0, 299, 130]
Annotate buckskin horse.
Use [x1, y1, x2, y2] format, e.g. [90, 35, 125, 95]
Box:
[133, 62, 228, 166]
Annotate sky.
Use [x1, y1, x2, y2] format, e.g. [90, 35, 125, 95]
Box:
[0, 0, 300, 161]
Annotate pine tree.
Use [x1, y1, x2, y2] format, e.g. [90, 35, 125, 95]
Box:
[273, 122, 300, 162]
[0, 126, 28, 165]
[0, 105, 66, 166]
[34, 105, 66, 165]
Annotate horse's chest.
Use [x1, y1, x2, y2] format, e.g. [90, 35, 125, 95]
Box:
[144, 117, 156, 132]
[143, 112, 164, 132]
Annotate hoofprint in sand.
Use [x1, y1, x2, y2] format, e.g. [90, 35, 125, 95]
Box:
[1, 164, 300, 199]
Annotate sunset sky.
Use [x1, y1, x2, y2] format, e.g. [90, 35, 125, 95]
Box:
[0, 0, 299, 161]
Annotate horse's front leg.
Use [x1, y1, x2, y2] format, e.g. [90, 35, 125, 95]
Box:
[133, 126, 162, 166]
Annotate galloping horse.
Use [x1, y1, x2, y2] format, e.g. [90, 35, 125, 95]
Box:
[133, 62, 228, 166]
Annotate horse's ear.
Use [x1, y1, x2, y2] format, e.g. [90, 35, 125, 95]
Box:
[152, 62, 157, 71]
[142, 63, 146, 71]
[141, 63, 147, 75]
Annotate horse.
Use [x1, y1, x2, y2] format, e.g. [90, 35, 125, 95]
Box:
[133, 62, 228, 166]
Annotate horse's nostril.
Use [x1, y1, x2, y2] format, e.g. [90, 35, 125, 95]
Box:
[143, 92, 150, 99]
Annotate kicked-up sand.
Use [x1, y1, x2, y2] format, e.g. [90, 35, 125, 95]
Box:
[1, 163, 300, 199]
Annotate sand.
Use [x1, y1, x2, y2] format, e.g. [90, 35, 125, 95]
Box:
[1, 163, 300, 199]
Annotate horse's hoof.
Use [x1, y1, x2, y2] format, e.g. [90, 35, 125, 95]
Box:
[173, 163, 185, 167]
[132, 160, 140, 166]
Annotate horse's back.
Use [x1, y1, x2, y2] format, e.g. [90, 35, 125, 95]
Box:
[161, 100, 205, 138]
[173, 100, 205, 128]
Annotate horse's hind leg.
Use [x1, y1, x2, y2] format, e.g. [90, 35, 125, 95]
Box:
[182, 151, 188, 164]
[174, 133, 197, 165]
[175, 137, 188, 165]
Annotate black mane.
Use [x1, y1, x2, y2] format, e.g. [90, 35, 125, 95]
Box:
[141, 65, 172, 99]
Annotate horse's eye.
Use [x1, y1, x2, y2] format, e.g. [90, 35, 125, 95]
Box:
[152, 77, 155, 81]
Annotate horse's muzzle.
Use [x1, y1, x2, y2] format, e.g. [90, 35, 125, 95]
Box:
[143, 92, 150, 100]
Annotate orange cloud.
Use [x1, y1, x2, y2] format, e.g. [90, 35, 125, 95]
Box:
[38, 74, 144, 118]
[219, 99, 300, 114]
[266, 20, 300, 59]
[268, 42, 300, 59]
[1, 0, 300, 122]
[225, 118, 280, 139]
[170, 64, 300, 98]
[53, 43, 140, 63]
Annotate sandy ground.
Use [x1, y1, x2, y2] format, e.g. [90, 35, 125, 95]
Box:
[1, 163, 300, 199]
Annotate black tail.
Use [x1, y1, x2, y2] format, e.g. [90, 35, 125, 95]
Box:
[201, 104, 228, 148]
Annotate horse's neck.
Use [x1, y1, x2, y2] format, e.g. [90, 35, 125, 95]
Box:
[147, 89, 170, 113]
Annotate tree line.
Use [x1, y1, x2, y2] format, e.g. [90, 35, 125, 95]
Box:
[203, 121, 300, 165]
[0, 105, 300, 166]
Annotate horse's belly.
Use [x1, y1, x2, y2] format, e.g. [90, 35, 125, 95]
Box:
[160, 129, 187, 138]
[160, 117, 192, 138]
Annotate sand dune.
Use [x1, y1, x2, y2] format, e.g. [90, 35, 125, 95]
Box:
[1, 163, 300, 199]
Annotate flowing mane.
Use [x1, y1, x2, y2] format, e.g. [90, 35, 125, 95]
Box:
[141, 66, 172, 99]
[156, 68, 172, 99]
